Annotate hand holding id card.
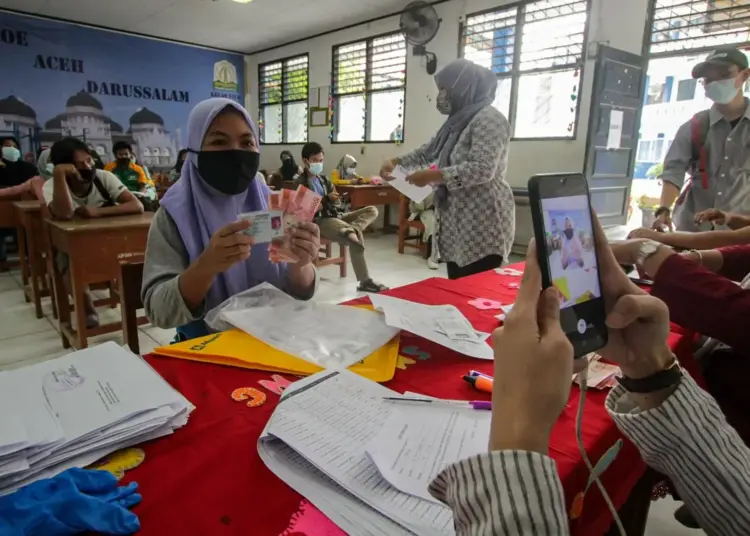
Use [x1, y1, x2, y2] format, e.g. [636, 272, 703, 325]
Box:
[236, 184, 322, 263]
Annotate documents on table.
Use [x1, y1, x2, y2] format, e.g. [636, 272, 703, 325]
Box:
[258, 370, 456, 535]
[366, 400, 491, 504]
[388, 165, 433, 203]
[369, 294, 493, 360]
[208, 283, 399, 370]
[0, 342, 193, 495]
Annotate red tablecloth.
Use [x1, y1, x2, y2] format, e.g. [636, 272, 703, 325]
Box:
[125, 265, 698, 536]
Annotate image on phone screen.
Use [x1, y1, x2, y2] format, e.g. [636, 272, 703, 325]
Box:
[541, 195, 601, 310]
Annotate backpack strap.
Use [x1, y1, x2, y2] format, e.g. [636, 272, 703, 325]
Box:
[689, 110, 710, 190]
[92, 174, 116, 207]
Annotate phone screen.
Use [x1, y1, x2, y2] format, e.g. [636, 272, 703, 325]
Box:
[538, 192, 606, 354]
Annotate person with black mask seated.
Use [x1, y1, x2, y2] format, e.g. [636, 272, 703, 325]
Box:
[268, 150, 302, 191]
[0, 136, 37, 188]
[141, 98, 319, 341]
[44, 137, 143, 327]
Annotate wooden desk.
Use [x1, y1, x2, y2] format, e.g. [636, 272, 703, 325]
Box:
[0, 199, 22, 272]
[335, 184, 400, 233]
[47, 213, 153, 350]
[13, 201, 55, 319]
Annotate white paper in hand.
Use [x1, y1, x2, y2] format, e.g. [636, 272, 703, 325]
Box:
[389, 165, 432, 203]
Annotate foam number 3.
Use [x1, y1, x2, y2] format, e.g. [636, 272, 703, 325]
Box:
[231, 387, 267, 407]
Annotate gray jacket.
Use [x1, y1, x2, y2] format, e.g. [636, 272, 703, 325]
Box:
[399, 105, 515, 267]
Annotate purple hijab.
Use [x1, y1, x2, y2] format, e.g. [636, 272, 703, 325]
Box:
[161, 97, 288, 310]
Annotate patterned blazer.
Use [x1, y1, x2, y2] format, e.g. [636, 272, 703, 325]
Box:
[399, 105, 515, 267]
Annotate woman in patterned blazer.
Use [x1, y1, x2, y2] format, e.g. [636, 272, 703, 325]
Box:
[381, 58, 515, 279]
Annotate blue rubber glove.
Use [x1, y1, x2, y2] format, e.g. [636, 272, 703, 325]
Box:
[0, 468, 141, 536]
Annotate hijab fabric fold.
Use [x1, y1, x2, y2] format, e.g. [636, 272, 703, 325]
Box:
[160, 98, 287, 311]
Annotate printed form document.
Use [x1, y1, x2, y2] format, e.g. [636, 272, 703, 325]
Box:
[0, 342, 193, 495]
[259, 370, 494, 534]
[259, 370, 454, 535]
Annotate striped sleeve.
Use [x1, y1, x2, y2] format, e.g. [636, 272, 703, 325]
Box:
[606, 375, 750, 535]
[428, 451, 569, 535]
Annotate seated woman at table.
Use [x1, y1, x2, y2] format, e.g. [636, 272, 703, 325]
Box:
[429, 220, 750, 535]
[45, 137, 144, 328]
[141, 98, 319, 341]
[1, 137, 37, 188]
[334, 154, 365, 184]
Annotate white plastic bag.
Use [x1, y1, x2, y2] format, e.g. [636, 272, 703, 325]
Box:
[205, 283, 399, 370]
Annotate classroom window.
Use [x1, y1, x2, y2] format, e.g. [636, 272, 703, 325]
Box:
[461, 0, 589, 139]
[258, 55, 309, 144]
[649, 0, 750, 56]
[332, 32, 406, 143]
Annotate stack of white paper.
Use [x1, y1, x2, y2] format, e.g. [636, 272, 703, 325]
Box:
[369, 294, 493, 360]
[0, 342, 193, 495]
[258, 369, 461, 535]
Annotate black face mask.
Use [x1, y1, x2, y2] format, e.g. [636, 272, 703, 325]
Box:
[564, 228, 574, 240]
[116, 157, 130, 167]
[77, 168, 96, 182]
[194, 150, 259, 195]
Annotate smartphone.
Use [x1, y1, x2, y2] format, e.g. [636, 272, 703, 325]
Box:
[528, 173, 608, 358]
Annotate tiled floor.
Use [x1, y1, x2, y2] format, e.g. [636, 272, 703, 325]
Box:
[0, 233, 692, 533]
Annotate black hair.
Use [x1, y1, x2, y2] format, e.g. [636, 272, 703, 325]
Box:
[112, 141, 133, 154]
[173, 149, 188, 170]
[1, 136, 20, 148]
[654, 206, 671, 218]
[301, 142, 324, 160]
[50, 137, 90, 166]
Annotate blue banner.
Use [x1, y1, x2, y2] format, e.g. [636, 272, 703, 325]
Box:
[0, 11, 245, 168]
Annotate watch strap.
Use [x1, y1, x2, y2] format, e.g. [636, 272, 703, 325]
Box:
[617, 361, 682, 393]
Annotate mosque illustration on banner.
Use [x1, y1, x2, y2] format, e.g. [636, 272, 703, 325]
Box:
[0, 91, 181, 167]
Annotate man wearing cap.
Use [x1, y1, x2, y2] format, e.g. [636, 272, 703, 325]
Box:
[656, 46, 750, 231]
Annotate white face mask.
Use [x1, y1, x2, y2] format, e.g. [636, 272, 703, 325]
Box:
[345, 167, 356, 175]
[705, 76, 740, 104]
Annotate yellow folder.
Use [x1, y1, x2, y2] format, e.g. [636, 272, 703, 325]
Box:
[153, 327, 400, 383]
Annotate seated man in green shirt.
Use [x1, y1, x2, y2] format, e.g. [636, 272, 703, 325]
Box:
[104, 141, 150, 194]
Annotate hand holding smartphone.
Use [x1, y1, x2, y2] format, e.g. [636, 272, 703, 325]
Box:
[528, 173, 608, 358]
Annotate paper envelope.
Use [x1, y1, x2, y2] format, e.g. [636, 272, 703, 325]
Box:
[153, 307, 400, 383]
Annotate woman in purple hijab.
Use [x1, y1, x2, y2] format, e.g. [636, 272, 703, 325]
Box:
[141, 98, 319, 340]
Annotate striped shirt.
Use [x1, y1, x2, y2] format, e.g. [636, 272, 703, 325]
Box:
[429, 375, 750, 535]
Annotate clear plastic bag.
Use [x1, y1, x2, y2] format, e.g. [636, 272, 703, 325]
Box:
[205, 283, 399, 370]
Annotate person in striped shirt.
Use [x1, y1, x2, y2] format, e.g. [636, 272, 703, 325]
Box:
[428, 215, 750, 535]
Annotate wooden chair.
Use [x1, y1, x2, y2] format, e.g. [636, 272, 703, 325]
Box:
[397, 195, 429, 258]
[118, 262, 144, 355]
[314, 238, 348, 278]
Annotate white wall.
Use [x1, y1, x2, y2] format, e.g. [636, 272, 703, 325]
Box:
[245, 0, 651, 243]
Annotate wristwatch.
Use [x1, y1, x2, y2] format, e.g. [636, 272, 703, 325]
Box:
[617, 358, 683, 393]
[634, 240, 664, 271]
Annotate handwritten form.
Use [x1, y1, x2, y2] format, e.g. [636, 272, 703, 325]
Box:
[259, 370, 454, 535]
[367, 405, 491, 503]
[369, 294, 493, 360]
